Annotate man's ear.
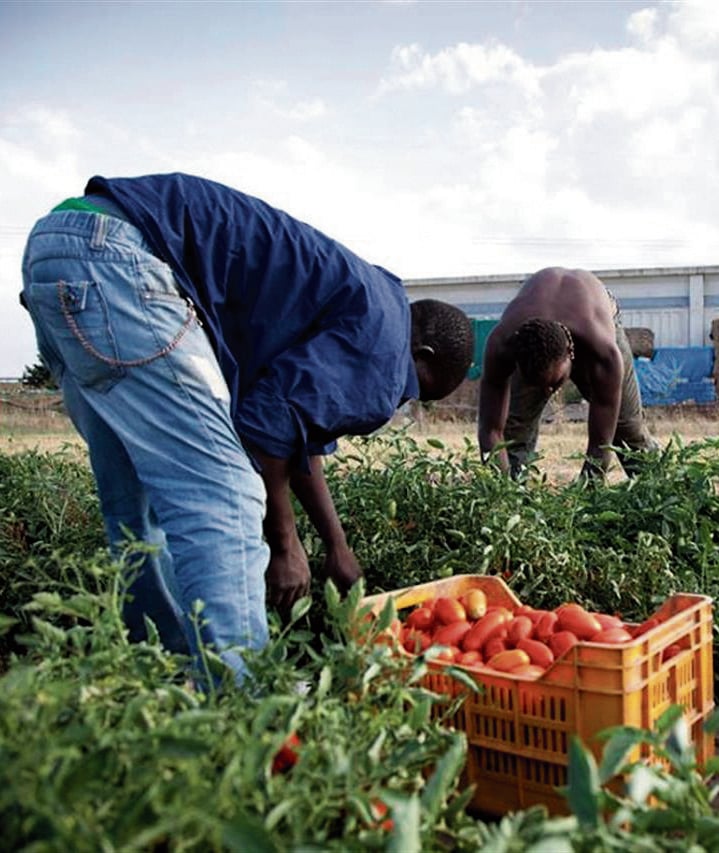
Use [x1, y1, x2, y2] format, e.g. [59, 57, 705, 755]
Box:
[413, 345, 440, 400]
[413, 344, 436, 360]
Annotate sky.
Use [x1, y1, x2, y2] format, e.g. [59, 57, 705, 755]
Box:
[1, 0, 718, 377]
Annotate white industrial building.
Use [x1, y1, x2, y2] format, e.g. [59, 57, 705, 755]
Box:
[405, 265, 719, 349]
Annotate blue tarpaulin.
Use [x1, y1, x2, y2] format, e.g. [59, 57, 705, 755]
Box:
[635, 346, 716, 406]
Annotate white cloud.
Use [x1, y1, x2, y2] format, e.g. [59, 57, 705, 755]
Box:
[666, 0, 719, 52]
[284, 98, 327, 121]
[250, 79, 327, 122]
[0, 107, 84, 198]
[377, 41, 539, 98]
[370, 2, 718, 274]
[627, 8, 658, 44]
[551, 41, 715, 125]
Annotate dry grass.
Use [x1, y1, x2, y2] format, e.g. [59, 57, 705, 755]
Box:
[0, 388, 84, 455]
[2, 386, 717, 483]
[396, 403, 719, 483]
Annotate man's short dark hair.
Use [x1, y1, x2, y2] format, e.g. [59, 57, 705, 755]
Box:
[410, 299, 474, 398]
[511, 318, 571, 383]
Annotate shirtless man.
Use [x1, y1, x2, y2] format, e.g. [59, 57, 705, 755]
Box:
[478, 267, 657, 478]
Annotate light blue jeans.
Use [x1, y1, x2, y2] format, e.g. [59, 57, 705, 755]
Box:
[21, 210, 269, 682]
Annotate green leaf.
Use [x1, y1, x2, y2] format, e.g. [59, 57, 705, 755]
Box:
[0, 614, 18, 634]
[598, 728, 645, 783]
[595, 511, 624, 522]
[654, 704, 685, 735]
[155, 735, 209, 758]
[443, 665, 482, 694]
[324, 579, 341, 612]
[316, 664, 332, 700]
[626, 763, 663, 804]
[24, 591, 64, 611]
[566, 736, 599, 829]
[426, 437, 445, 449]
[407, 694, 432, 728]
[264, 798, 297, 832]
[695, 816, 719, 848]
[375, 595, 396, 633]
[290, 594, 312, 623]
[420, 732, 466, 824]
[221, 815, 279, 853]
[703, 708, 719, 735]
[367, 730, 386, 766]
[665, 714, 692, 763]
[30, 616, 67, 643]
[526, 839, 574, 853]
[383, 792, 421, 853]
[143, 614, 161, 645]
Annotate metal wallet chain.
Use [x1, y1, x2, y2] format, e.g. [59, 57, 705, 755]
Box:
[57, 279, 197, 368]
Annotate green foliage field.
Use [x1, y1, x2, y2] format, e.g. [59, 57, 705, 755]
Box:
[1, 432, 719, 850]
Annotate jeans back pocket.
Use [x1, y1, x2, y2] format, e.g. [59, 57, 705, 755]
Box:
[25, 280, 125, 392]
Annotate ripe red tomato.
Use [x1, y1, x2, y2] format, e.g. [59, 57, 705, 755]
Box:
[548, 630, 579, 659]
[632, 617, 661, 637]
[432, 620, 471, 647]
[514, 605, 543, 624]
[507, 615, 534, 646]
[462, 609, 511, 652]
[517, 637, 554, 669]
[370, 799, 394, 832]
[590, 627, 633, 644]
[535, 611, 559, 642]
[433, 596, 467, 625]
[509, 663, 546, 678]
[402, 628, 432, 654]
[455, 649, 483, 668]
[662, 643, 682, 662]
[272, 732, 301, 774]
[556, 604, 601, 640]
[483, 635, 508, 658]
[592, 613, 625, 631]
[431, 645, 461, 663]
[406, 606, 434, 632]
[487, 648, 530, 672]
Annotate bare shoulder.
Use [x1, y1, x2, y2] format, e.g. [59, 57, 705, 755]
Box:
[508, 267, 603, 321]
[482, 321, 515, 381]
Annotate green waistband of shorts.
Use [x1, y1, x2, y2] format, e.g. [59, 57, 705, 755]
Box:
[52, 197, 109, 215]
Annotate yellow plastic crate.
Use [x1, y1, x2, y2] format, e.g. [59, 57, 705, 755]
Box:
[362, 574, 715, 816]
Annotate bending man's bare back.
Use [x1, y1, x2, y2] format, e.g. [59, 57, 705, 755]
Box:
[478, 267, 657, 478]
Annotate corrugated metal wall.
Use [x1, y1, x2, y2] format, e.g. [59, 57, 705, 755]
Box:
[405, 265, 719, 348]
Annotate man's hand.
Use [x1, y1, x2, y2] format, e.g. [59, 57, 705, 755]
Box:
[266, 533, 311, 617]
[321, 541, 363, 596]
[579, 449, 611, 481]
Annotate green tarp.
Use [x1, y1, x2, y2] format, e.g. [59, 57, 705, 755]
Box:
[467, 319, 498, 380]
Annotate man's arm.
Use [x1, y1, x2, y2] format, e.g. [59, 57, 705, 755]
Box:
[582, 343, 624, 476]
[252, 449, 362, 614]
[290, 456, 362, 595]
[477, 335, 513, 472]
[251, 449, 311, 615]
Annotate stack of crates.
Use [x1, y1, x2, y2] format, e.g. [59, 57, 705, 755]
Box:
[362, 574, 715, 816]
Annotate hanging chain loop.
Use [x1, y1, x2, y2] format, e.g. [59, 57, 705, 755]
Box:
[57, 279, 196, 368]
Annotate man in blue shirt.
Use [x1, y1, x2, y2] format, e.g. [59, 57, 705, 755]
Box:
[21, 172, 474, 683]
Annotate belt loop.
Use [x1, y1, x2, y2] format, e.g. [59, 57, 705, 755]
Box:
[90, 214, 108, 249]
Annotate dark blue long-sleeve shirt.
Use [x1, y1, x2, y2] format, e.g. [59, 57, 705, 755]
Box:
[86, 173, 419, 466]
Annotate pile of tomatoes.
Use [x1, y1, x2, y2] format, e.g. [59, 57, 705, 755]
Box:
[386, 588, 674, 678]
